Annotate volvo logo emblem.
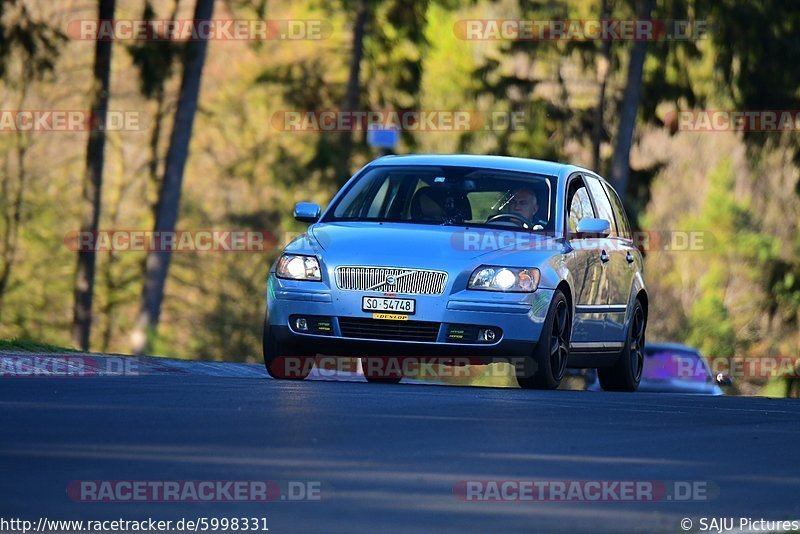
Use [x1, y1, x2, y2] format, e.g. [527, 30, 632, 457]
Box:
[365, 270, 415, 292]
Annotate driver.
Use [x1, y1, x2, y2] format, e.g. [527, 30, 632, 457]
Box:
[506, 187, 540, 222]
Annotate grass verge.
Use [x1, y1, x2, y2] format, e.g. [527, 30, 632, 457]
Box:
[0, 338, 79, 354]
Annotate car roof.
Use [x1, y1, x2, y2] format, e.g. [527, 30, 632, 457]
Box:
[368, 154, 594, 180]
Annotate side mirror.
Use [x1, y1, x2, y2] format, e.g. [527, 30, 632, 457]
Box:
[716, 373, 733, 387]
[294, 202, 321, 223]
[575, 218, 611, 239]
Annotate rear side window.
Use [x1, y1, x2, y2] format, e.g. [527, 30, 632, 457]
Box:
[585, 177, 616, 235]
[602, 181, 632, 240]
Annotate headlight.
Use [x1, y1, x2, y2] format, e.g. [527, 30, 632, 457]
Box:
[468, 266, 540, 292]
[276, 254, 322, 281]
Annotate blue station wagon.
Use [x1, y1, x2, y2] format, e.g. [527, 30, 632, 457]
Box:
[264, 155, 648, 391]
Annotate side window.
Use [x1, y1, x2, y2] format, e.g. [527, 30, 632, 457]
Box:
[602, 182, 632, 239]
[567, 179, 596, 234]
[585, 177, 617, 236]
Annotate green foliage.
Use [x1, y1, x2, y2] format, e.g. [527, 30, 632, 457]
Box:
[0, 338, 78, 353]
[686, 268, 736, 357]
[677, 159, 785, 357]
[639, 0, 707, 122]
[363, 0, 430, 111]
[705, 0, 800, 113]
[760, 374, 800, 399]
[0, 0, 798, 376]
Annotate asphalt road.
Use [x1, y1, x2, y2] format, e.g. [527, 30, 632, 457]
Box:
[1, 356, 799, 533]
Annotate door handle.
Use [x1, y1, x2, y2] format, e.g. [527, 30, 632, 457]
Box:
[626, 252, 635, 264]
[600, 250, 610, 263]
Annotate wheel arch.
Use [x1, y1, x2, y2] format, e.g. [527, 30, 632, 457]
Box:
[556, 280, 573, 318]
[635, 289, 648, 321]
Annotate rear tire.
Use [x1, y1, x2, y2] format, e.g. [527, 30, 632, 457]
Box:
[263, 324, 312, 380]
[598, 299, 645, 392]
[517, 290, 571, 390]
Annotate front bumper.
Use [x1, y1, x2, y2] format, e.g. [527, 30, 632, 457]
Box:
[265, 274, 554, 363]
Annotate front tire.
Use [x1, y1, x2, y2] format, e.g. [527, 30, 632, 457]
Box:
[263, 324, 312, 380]
[517, 290, 571, 390]
[598, 298, 646, 392]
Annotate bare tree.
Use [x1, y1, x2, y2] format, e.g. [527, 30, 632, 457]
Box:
[0, 112, 28, 322]
[610, 0, 653, 199]
[127, 0, 182, 219]
[131, 0, 215, 354]
[335, 0, 370, 186]
[591, 0, 612, 173]
[72, 0, 116, 350]
[0, 3, 65, 321]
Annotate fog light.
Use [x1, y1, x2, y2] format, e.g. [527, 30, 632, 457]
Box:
[479, 329, 497, 342]
[295, 318, 308, 331]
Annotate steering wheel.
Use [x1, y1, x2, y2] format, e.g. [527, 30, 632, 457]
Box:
[486, 213, 532, 229]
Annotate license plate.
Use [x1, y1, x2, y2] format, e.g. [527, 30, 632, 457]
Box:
[362, 296, 415, 315]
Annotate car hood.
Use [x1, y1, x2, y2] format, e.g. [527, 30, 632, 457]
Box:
[306, 222, 563, 269]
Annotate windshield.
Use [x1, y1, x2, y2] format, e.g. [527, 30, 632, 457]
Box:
[325, 165, 555, 231]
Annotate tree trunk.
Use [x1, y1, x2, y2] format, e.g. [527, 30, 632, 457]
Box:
[147, 0, 181, 219]
[335, 0, 369, 186]
[610, 0, 653, 199]
[71, 0, 116, 351]
[148, 86, 168, 213]
[0, 129, 28, 323]
[131, 0, 215, 354]
[591, 0, 612, 173]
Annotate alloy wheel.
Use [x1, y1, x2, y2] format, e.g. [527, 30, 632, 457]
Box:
[629, 306, 645, 382]
[549, 300, 570, 381]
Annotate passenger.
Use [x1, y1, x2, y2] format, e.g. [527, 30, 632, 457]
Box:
[411, 187, 472, 222]
[410, 188, 445, 220]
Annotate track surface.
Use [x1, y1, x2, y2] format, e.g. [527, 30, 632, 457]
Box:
[1, 356, 799, 533]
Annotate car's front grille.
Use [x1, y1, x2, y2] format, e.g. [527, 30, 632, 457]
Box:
[335, 266, 448, 295]
[338, 317, 440, 342]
